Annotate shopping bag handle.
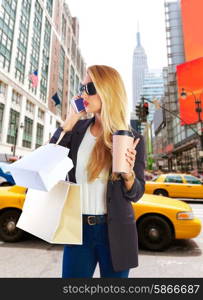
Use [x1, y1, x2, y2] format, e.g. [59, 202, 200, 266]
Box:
[55, 130, 66, 145]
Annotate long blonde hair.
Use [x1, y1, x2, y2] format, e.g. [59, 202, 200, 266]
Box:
[86, 65, 129, 182]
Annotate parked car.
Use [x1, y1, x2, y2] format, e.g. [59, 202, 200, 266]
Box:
[0, 185, 201, 250]
[0, 162, 15, 186]
[145, 173, 203, 199]
[134, 193, 201, 250]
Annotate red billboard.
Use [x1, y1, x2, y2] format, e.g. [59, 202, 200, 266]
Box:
[176, 57, 203, 125]
[181, 0, 203, 61]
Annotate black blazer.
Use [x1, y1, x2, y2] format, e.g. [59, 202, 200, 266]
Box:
[50, 116, 145, 272]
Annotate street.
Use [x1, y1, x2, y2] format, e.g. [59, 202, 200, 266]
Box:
[0, 203, 202, 278]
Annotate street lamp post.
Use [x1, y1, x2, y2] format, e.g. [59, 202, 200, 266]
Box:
[13, 126, 18, 157]
[142, 95, 203, 172]
[10, 122, 24, 157]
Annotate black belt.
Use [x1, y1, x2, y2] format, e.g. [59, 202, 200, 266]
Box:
[83, 215, 107, 225]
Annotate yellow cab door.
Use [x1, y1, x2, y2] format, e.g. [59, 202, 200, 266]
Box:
[164, 175, 185, 197]
[183, 175, 203, 199]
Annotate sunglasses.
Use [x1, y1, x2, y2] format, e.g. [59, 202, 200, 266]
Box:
[79, 82, 97, 96]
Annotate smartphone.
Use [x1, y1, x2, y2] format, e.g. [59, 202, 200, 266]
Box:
[71, 97, 86, 113]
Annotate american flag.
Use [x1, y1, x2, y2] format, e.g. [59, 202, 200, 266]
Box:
[29, 70, 38, 88]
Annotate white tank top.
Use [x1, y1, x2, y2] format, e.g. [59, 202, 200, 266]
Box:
[75, 125, 108, 215]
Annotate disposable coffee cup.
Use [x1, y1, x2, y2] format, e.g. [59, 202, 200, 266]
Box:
[112, 130, 134, 174]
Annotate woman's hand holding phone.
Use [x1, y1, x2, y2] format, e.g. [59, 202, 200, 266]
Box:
[62, 95, 87, 132]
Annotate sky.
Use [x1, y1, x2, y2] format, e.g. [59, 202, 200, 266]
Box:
[67, 0, 169, 108]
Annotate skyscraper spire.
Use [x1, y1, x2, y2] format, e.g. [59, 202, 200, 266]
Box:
[132, 25, 148, 110]
[136, 32, 141, 47]
[136, 22, 141, 47]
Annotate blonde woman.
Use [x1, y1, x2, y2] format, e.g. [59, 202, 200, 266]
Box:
[50, 65, 145, 278]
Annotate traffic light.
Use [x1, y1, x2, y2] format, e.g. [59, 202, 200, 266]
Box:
[135, 101, 149, 122]
[142, 102, 149, 121]
[135, 104, 142, 121]
[143, 102, 149, 115]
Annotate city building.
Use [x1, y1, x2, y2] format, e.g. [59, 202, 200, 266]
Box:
[140, 70, 164, 169]
[158, 0, 186, 171]
[152, 0, 199, 172]
[141, 70, 164, 123]
[175, 0, 203, 173]
[0, 0, 85, 160]
[131, 29, 148, 134]
[132, 29, 148, 111]
[152, 0, 203, 173]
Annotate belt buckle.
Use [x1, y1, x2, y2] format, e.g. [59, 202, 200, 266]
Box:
[87, 216, 96, 225]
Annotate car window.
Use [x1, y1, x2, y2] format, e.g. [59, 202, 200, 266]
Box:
[165, 175, 183, 183]
[152, 176, 159, 181]
[0, 162, 10, 166]
[184, 175, 202, 185]
[0, 166, 10, 174]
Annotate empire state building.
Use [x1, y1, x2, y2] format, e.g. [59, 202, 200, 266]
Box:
[132, 31, 148, 110]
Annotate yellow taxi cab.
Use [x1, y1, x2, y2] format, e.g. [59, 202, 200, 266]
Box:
[145, 173, 203, 199]
[134, 194, 201, 250]
[0, 185, 201, 251]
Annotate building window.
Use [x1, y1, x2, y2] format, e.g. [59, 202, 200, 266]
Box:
[15, 48, 25, 83]
[40, 18, 51, 102]
[75, 75, 79, 94]
[71, 38, 76, 63]
[22, 116, 33, 148]
[40, 74, 47, 102]
[0, 103, 4, 140]
[28, 0, 42, 94]
[70, 65, 75, 92]
[0, 43, 11, 71]
[21, 14, 28, 28]
[38, 108, 44, 120]
[67, 28, 71, 53]
[77, 49, 81, 70]
[22, 0, 31, 12]
[35, 123, 44, 148]
[62, 14, 66, 42]
[69, 90, 74, 103]
[35, 0, 43, 17]
[7, 109, 20, 144]
[12, 90, 22, 105]
[4, 0, 17, 11]
[34, 15, 42, 31]
[19, 31, 28, 45]
[0, 81, 7, 96]
[0, 2, 16, 72]
[56, 46, 65, 114]
[46, 0, 53, 17]
[26, 100, 34, 113]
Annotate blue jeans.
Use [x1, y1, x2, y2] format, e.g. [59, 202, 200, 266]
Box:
[62, 215, 129, 278]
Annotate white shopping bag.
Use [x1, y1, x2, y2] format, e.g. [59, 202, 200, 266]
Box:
[6, 131, 73, 191]
[17, 181, 82, 244]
